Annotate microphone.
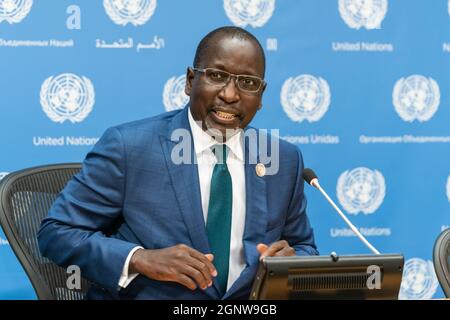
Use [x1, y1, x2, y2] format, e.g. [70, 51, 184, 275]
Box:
[302, 168, 380, 255]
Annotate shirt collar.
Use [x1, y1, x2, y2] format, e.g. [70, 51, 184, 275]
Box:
[188, 108, 244, 162]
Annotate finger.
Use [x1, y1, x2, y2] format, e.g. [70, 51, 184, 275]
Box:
[256, 243, 268, 256]
[274, 246, 296, 257]
[185, 256, 214, 287]
[187, 248, 217, 277]
[176, 273, 197, 291]
[181, 264, 210, 290]
[260, 241, 288, 259]
[204, 254, 215, 285]
[174, 244, 217, 277]
[205, 254, 214, 261]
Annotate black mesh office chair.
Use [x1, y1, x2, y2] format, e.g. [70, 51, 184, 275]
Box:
[0, 163, 90, 300]
[433, 228, 450, 298]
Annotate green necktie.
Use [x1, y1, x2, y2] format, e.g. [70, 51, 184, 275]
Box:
[206, 144, 232, 295]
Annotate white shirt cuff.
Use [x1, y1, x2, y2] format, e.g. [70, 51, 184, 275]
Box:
[118, 246, 144, 289]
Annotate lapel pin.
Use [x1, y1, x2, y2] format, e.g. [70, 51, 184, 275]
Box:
[256, 163, 266, 177]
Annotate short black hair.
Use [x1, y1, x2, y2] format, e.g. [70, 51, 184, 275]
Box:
[193, 26, 266, 76]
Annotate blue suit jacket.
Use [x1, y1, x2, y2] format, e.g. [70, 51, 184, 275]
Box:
[37, 107, 318, 300]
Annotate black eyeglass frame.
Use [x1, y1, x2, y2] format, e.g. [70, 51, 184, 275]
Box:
[191, 67, 266, 93]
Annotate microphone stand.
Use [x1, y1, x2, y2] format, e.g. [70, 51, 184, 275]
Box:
[311, 178, 381, 255]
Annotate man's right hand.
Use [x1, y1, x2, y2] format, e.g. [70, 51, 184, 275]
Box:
[128, 244, 217, 291]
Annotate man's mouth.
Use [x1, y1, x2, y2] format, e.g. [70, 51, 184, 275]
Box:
[214, 110, 237, 120]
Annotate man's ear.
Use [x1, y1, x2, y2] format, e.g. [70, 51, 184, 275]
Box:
[257, 83, 267, 110]
[185, 67, 195, 96]
[261, 82, 267, 95]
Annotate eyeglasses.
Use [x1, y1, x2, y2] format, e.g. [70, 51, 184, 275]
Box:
[192, 67, 265, 93]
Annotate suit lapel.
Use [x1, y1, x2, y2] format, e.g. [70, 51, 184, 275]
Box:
[223, 130, 268, 299]
[160, 107, 210, 254]
[160, 108, 220, 298]
[242, 141, 268, 265]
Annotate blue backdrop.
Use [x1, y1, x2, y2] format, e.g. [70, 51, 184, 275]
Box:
[0, 0, 449, 299]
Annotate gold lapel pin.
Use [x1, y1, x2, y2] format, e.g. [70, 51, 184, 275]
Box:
[256, 163, 266, 177]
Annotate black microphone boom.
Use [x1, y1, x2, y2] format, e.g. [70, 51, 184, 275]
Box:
[302, 168, 317, 184]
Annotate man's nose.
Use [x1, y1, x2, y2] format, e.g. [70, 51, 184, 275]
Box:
[218, 77, 240, 103]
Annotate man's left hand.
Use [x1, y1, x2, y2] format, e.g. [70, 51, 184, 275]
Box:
[256, 240, 296, 261]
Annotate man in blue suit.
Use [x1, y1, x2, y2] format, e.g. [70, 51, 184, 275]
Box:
[37, 26, 318, 300]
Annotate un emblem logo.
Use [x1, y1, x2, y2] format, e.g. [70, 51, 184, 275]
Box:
[0, 172, 9, 181]
[337, 167, 385, 215]
[393, 75, 440, 123]
[0, 0, 33, 24]
[399, 258, 439, 300]
[163, 75, 189, 112]
[40, 73, 95, 124]
[103, 0, 156, 26]
[223, 0, 275, 28]
[280, 75, 330, 123]
[338, 0, 388, 30]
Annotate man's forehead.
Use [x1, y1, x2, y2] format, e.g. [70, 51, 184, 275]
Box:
[207, 34, 260, 54]
[199, 36, 264, 70]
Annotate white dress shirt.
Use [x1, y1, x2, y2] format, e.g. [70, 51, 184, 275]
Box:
[119, 109, 247, 291]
